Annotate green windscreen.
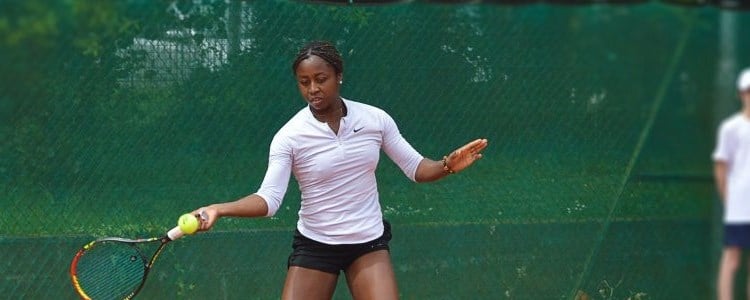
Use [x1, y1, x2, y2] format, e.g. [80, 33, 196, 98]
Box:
[2, 0, 748, 299]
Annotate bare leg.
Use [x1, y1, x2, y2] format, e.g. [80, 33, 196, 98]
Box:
[345, 250, 399, 300]
[718, 247, 741, 300]
[282, 266, 339, 300]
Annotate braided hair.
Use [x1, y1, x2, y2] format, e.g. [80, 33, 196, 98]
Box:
[292, 41, 344, 75]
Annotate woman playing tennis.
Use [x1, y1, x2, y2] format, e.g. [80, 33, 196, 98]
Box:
[191, 40, 488, 300]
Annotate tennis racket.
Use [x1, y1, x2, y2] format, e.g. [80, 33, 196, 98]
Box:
[69, 213, 204, 300]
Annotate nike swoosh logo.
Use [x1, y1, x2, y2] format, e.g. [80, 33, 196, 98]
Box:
[353, 127, 364, 133]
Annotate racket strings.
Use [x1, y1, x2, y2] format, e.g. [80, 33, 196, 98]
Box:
[74, 242, 146, 299]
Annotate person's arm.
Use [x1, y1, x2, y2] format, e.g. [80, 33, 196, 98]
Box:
[194, 194, 269, 231]
[714, 161, 728, 204]
[414, 158, 447, 183]
[415, 138, 488, 183]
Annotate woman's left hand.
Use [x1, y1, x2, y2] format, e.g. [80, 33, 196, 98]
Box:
[445, 138, 488, 173]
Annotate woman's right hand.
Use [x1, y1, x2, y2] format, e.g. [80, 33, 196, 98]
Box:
[192, 206, 219, 232]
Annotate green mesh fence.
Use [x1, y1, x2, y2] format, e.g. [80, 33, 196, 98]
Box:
[2, 0, 749, 299]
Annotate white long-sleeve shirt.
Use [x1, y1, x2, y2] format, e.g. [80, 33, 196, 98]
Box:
[255, 98, 424, 244]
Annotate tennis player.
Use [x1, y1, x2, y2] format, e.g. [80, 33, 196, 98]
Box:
[714, 67, 750, 300]
[191, 40, 488, 299]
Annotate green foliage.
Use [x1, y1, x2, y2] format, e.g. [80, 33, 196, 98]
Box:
[0, 0, 63, 48]
[71, 0, 140, 57]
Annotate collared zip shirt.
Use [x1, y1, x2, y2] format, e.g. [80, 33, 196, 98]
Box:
[255, 98, 424, 244]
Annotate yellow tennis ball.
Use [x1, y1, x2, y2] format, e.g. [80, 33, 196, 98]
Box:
[178, 213, 199, 234]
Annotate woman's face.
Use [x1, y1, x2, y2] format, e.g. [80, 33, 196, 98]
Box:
[295, 55, 342, 113]
[741, 90, 750, 107]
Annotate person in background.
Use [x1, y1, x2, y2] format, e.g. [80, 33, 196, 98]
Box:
[714, 67, 750, 300]
[190, 40, 488, 299]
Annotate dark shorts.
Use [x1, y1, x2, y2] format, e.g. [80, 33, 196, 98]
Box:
[724, 224, 750, 248]
[287, 220, 392, 274]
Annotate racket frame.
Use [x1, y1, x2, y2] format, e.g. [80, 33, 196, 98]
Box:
[70, 227, 184, 300]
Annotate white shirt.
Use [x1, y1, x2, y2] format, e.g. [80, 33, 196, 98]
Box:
[713, 113, 750, 223]
[255, 98, 424, 244]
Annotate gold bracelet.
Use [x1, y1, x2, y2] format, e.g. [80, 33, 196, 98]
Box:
[442, 156, 455, 174]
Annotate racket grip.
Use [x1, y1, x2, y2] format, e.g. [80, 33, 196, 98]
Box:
[167, 226, 185, 241]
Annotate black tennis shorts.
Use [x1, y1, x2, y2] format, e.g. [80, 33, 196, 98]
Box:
[724, 224, 750, 248]
[287, 220, 392, 274]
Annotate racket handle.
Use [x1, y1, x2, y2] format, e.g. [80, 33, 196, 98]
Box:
[167, 226, 185, 241]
